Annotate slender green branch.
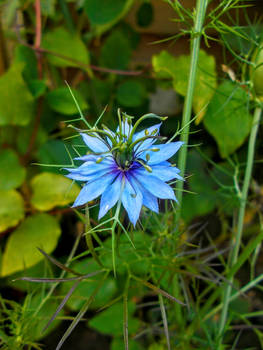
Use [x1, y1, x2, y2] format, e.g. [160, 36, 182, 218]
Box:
[85, 204, 103, 267]
[217, 106, 262, 344]
[175, 0, 208, 224]
[111, 199, 122, 277]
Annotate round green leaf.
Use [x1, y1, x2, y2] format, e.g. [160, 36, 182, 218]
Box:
[31, 172, 80, 211]
[84, 0, 127, 25]
[0, 149, 26, 190]
[1, 213, 61, 276]
[117, 81, 146, 107]
[0, 63, 34, 126]
[152, 50, 217, 122]
[89, 302, 139, 336]
[100, 30, 131, 70]
[46, 87, 88, 115]
[0, 190, 24, 232]
[203, 81, 252, 158]
[42, 27, 90, 69]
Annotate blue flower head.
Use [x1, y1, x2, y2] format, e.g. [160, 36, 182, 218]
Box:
[65, 111, 183, 226]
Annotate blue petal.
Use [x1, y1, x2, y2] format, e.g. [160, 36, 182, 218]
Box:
[135, 173, 176, 200]
[74, 154, 101, 162]
[80, 133, 109, 153]
[65, 157, 115, 175]
[121, 176, 143, 226]
[98, 174, 123, 219]
[128, 174, 158, 213]
[66, 167, 117, 182]
[72, 172, 117, 207]
[141, 142, 184, 165]
[135, 164, 183, 182]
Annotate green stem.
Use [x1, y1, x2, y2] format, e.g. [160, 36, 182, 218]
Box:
[111, 199, 122, 277]
[85, 204, 103, 267]
[175, 0, 208, 224]
[217, 106, 262, 343]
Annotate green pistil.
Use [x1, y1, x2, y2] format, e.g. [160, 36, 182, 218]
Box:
[114, 142, 133, 169]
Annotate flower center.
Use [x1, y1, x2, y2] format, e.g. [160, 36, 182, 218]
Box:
[114, 142, 133, 170]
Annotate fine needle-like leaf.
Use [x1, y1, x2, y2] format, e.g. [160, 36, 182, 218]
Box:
[55, 273, 108, 350]
[42, 280, 81, 333]
[159, 295, 171, 350]
[132, 276, 186, 305]
[37, 248, 83, 276]
[18, 270, 103, 283]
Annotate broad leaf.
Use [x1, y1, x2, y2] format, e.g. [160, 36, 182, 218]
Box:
[100, 30, 132, 70]
[85, 0, 127, 25]
[117, 80, 146, 107]
[181, 151, 218, 222]
[203, 81, 252, 158]
[152, 50, 217, 122]
[42, 27, 90, 71]
[46, 87, 89, 115]
[0, 63, 34, 126]
[85, 0, 133, 34]
[0, 149, 26, 190]
[0, 190, 24, 232]
[1, 213, 61, 276]
[30, 172, 80, 211]
[89, 301, 139, 335]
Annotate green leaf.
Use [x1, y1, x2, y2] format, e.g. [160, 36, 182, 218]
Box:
[16, 124, 47, 155]
[0, 149, 26, 190]
[30, 172, 80, 211]
[0, 63, 34, 126]
[100, 30, 132, 70]
[111, 337, 144, 350]
[181, 151, 217, 222]
[117, 80, 146, 107]
[84, 0, 133, 34]
[27, 79, 47, 98]
[46, 87, 88, 115]
[100, 232, 151, 276]
[14, 45, 38, 81]
[0, 190, 24, 232]
[42, 27, 90, 70]
[41, 0, 56, 17]
[152, 50, 217, 122]
[85, 0, 127, 25]
[61, 258, 117, 311]
[89, 301, 140, 336]
[203, 81, 252, 158]
[1, 213, 61, 276]
[36, 139, 75, 174]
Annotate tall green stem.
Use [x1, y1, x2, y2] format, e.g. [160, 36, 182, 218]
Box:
[175, 0, 208, 224]
[217, 106, 262, 343]
[85, 204, 103, 267]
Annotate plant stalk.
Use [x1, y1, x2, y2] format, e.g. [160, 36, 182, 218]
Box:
[175, 0, 208, 224]
[217, 106, 262, 343]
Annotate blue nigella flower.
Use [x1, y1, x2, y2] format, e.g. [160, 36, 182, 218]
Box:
[65, 112, 183, 226]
